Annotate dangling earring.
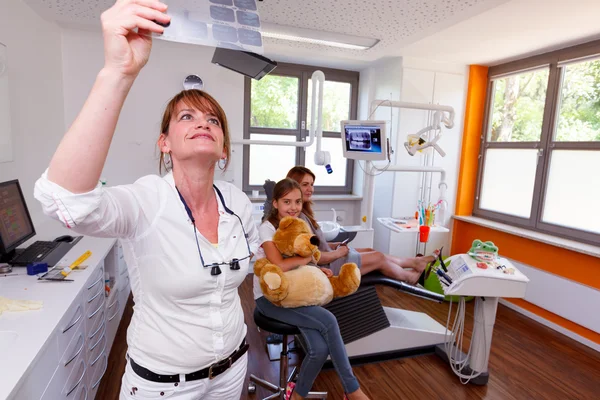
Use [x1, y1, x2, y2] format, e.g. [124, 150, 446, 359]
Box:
[218, 158, 226, 170]
[164, 152, 172, 168]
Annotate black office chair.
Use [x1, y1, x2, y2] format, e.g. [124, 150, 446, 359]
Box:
[248, 308, 328, 399]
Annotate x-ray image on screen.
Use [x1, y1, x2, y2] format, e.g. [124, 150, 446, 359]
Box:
[341, 121, 387, 161]
[347, 129, 378, 151]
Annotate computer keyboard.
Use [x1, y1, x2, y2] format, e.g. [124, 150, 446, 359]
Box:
[10, 241, 60, 265]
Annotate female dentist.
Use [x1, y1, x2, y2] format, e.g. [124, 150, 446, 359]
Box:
[34, 1, 259, 398]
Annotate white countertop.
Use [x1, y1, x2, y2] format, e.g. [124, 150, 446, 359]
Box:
[0, 220, 116, 400]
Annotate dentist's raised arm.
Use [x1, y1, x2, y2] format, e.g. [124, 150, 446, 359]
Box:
[47, 0, 170, 193]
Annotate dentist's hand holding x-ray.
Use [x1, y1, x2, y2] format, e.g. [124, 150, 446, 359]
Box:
[101, 0, 169, 77]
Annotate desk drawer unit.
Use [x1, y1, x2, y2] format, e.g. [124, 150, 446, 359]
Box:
[41, 346, 86, 400]
[58, 292, 84, 360]
[88, 330, 107, 369]
[88, 351, 108, 399]
[60, 325, 86, 372]
[72, 383, 88, 400]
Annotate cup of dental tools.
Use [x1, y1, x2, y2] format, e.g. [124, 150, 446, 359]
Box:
[419, 225, 431, 242]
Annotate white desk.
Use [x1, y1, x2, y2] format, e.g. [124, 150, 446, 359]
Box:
[0, 220, 130, 400]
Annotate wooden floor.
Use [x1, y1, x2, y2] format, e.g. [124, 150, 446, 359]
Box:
[97, 275, 600, 400]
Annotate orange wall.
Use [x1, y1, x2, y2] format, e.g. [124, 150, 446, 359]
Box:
[454, 65, 487, 216]
[451, 65, 600, 345]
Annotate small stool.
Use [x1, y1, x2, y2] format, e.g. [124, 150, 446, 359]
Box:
[249, 308, 328, 399]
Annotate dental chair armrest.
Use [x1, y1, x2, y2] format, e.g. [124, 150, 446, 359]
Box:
[360, 272, 444, 303]
[331, 230, 356, 243]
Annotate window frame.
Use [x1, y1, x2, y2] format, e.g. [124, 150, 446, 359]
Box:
[473, 39, 600, 246]
[242, 62, 359, 194]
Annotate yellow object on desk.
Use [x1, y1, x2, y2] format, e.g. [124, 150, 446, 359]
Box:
[60, 250, 92, 277]
[0, 296, 43, 315]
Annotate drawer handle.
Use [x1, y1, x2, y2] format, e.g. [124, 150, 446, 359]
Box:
[87, 276, 102, 291]
[91, 336, 107, 366]
[121, 275, 130, 290]
[66, 360, 86, 397]
[64, 333, 84, 367]
[92, 355, 108, 389]
[108, 300, 120, 321]
[79, 385, 87, 400]
[89, 315, 105, 340]
[87, 285, 103, 303]
[90, 330, 106, 352]
[88, 301, 104, 320]
[62, 305, 82, 334]
[107, 288, 120, 309]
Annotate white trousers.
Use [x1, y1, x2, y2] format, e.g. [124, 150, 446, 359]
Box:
[119, 353, 248, 400]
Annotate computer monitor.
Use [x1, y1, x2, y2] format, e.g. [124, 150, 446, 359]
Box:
[340, 120, 388, 161]
[0, 180, 36, 263]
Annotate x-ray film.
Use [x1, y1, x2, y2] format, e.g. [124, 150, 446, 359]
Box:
[233, 0, 257, 11]
[236, 10, 260, 27]
[238, 28, 262, 46]
[210, 5, 235, 23]
[151, 0, 263, 53]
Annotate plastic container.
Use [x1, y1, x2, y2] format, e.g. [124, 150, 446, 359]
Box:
[419, 225, 431, 242]
[26, 263, 48, 275]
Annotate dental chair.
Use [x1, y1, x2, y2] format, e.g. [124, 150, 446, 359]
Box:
[319, 272, 446, 367]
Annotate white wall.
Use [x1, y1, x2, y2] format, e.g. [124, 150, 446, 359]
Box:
[357, 57, 404, 252]
[358, 57, 467, 257]
[0, 0, 65, 225]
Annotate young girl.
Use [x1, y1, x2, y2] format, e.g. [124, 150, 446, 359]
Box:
[286, 166, 439, 285]
[253, 178, 370, 400]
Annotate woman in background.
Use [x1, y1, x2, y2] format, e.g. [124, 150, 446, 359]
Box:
[287, 166, 438, 285]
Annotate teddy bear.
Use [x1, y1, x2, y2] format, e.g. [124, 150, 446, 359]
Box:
[254, 216, 361, 308]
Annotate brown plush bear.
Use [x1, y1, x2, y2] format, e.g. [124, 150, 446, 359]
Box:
[254, 216, 361, 308]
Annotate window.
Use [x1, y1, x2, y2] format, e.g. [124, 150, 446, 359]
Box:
[243, 63, 358, 194]
[475, 40, 600, 245]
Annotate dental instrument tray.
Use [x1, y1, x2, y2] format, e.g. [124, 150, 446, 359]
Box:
[377, 217, 449, 233]
[439, 253, 529, 298]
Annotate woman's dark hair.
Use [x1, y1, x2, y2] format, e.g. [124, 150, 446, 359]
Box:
[286, 166, 319, 230]
[264, 178, 302, 229]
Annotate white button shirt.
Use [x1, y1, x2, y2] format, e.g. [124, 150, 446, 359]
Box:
[34, 171, 259, 375]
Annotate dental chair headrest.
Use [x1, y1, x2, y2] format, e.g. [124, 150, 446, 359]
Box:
[262, 179, 276, 221]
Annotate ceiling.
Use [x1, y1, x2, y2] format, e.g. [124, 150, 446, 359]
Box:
[22, 0, 600, 70]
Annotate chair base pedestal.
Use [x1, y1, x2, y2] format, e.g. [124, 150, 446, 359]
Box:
[249, 334, 328, 399]
[249, 374, 328, 399]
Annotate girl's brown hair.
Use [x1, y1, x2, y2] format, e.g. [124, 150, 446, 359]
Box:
[158, 89, 231, 174]
[286, 166, 319, 230]
[264, 178, 302, 229]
